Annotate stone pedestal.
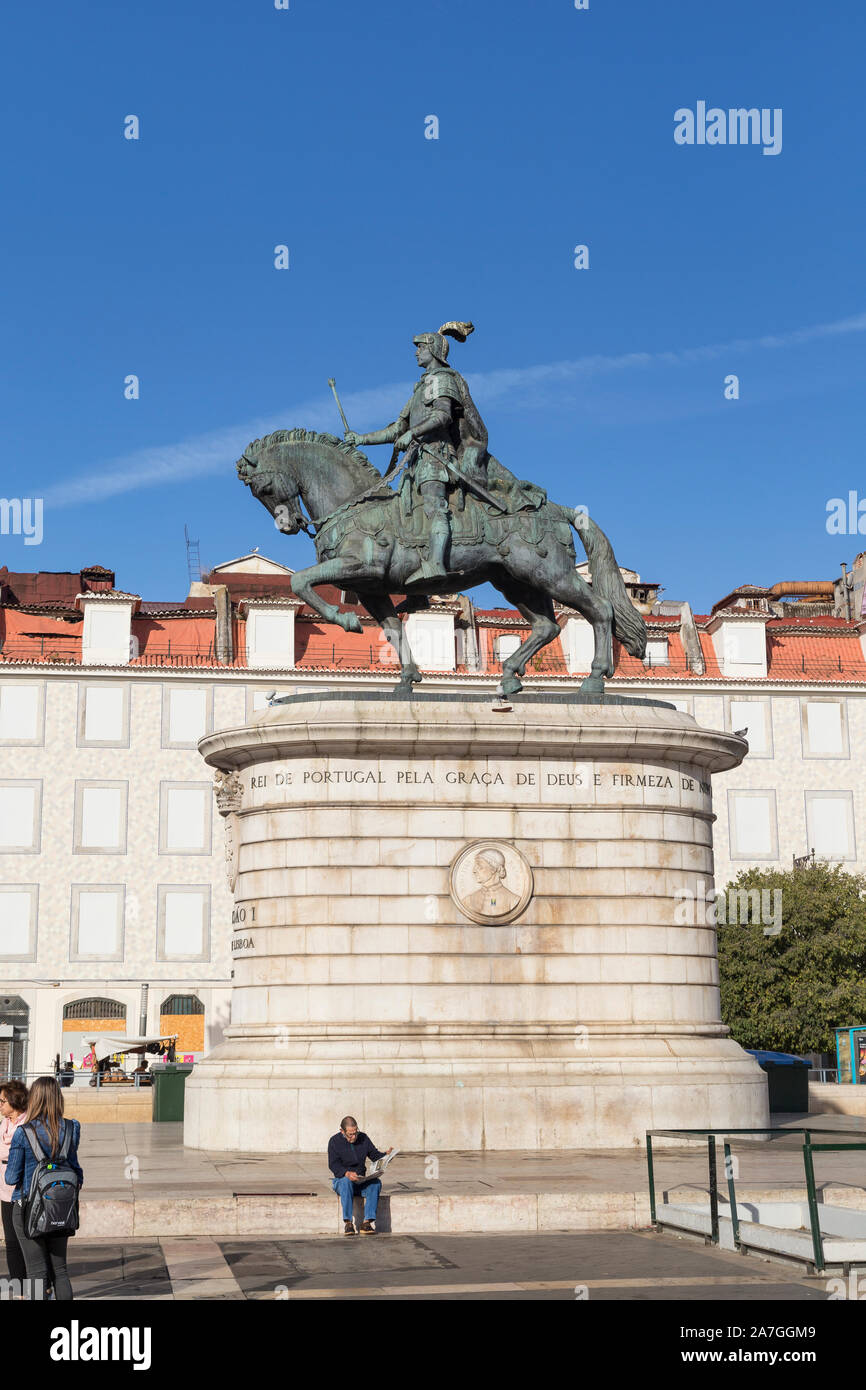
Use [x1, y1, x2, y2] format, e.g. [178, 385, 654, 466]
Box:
[184, 692, 769, 1152]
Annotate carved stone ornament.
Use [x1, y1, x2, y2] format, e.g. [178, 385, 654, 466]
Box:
[223, 812, 240, 894]
[213, 769, 243, 816]
[449, 839, 534, 925]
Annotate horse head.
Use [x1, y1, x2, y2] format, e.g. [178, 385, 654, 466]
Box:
[237, 428, 390, 535]
[237, 430, 314, 534]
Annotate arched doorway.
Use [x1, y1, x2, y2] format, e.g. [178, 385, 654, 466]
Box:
[62, 997, 127, 1071]
[159, 994, 205, 1060]
[0, 996, 30, 1077]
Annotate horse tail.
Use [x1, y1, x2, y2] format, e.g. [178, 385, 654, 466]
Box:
[564, 508, 647, 660]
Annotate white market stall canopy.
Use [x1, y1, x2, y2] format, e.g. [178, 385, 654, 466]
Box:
[86, 1033, 178, 1063]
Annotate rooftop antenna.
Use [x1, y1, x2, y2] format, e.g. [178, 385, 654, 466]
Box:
[184, 524, 202, 584]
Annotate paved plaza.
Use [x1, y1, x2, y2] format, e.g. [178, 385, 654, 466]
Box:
[26, 1230, 838, 1301]
[58, 1114, 866, 1238]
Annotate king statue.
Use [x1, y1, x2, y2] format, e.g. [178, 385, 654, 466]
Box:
[345, 321, 489, 585]
[236, 319, 648, 698]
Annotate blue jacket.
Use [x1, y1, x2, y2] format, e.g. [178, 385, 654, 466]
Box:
[5, 1119, 84, 1204]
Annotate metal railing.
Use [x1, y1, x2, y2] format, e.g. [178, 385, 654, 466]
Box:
[646, 1126, 866, 1274]
[809, 1067, 838, 1083]
[6, 1066, 192, 1090]
[0, 640, 79, 662]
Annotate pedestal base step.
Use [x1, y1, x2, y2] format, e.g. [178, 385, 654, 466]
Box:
[75, 1187, 654, 1238]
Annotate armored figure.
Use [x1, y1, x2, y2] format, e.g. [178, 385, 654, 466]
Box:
[345, 321, 488, 585]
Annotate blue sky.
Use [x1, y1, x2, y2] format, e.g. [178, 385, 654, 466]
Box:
[2, 0, 865, 612]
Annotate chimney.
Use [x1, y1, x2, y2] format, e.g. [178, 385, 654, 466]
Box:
[841, 562, 852, 621]
[212, 584, 234, 665]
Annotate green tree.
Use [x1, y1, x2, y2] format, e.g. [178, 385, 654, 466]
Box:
[716, 863, 866, 1054]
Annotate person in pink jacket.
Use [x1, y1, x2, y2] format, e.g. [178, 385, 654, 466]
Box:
[0, 1080, 29, 1287]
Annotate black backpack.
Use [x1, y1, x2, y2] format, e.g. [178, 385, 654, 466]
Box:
[21, 1122, 80, 1238]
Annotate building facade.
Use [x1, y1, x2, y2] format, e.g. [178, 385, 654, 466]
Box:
[1, 550, 865, 1074]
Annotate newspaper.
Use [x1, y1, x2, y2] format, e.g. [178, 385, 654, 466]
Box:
[364, 1149, 399, 1178]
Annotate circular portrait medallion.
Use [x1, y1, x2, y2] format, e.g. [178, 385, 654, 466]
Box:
[449, 840, 534, 925]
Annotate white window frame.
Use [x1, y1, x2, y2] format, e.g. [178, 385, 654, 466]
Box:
[158, 782, 213, 856]
[404, 612, 456, 672]
[0, 683, 45, 746]
[0, 780, 43, 854]
[77, 682, 131, 749]
[81, 600, 134, 666]
[156, 884, 211, 962]
[69, 884, 126, 963]
[725, 696, 774, 759]
[494, 633, 523, 663]
[727, 788, 779, 862]
[563, 617, 595, 674]
[72, 780, 129, 855]
[245, 607, 297, 670]
[643, 635, 671, 668]
[0, 884, 38, 960]
[161, 684, 214, 749]
[800, 698, 850, 760]
[804, 790, 856, 863]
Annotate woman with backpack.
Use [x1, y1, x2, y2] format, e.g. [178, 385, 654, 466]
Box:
[5, 1076, 83, 1301]
[0, 1079, 29, 1288]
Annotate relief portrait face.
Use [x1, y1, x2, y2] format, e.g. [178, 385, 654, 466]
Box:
[471, 850, 505, 886]
[449, 841, 534, 925]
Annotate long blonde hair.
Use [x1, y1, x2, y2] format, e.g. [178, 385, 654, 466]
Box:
[24, 1077, 65, 1156]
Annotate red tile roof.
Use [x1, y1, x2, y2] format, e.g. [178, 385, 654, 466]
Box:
[766, 632, 866, 680]
[2, 564, 865, 683]
[766, 615, 852, 628]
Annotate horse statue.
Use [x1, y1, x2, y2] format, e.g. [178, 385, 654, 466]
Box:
[236, 428, 646, 696]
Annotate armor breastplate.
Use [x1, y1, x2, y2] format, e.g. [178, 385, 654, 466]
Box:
[408, 373, 460, 449]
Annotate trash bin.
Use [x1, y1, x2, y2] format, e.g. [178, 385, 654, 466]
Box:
[746, 1050, 810, 1112]
[151, 1063, 194, 1122]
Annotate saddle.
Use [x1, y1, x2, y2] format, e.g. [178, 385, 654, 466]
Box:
[315, 456, 554, 560]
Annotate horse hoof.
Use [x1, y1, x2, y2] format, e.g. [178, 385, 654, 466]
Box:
[579, 675, 605, 696]
[395, 667, 422, 693]
[498, 674, 522, 697]
[341, 614, 363, 635]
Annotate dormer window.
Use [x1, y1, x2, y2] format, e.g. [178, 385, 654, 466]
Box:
[243, 603, 299, 669]
[644, 635, 670, 667]
[495, 633, 522, 663]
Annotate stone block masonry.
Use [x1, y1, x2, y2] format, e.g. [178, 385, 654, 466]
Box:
[184, 693, 769, 1151]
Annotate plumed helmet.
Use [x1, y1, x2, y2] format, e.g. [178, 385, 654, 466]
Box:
[413, 321, 475, 364]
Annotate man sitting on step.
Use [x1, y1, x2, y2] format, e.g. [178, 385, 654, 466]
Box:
[327, 1115, 393, 1235]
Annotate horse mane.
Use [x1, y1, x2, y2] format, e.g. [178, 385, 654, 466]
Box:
[249, 428, 385, 486]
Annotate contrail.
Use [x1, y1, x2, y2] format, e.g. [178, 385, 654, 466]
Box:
[46, 310, 866, 506]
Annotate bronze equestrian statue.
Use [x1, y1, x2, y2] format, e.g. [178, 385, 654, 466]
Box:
[236, 323, 646, 697]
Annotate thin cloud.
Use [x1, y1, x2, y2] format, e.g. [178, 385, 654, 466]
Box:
[46, 311, 866, 506]
[45, 384, 408, 507]
[472, 309, 866, 402]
